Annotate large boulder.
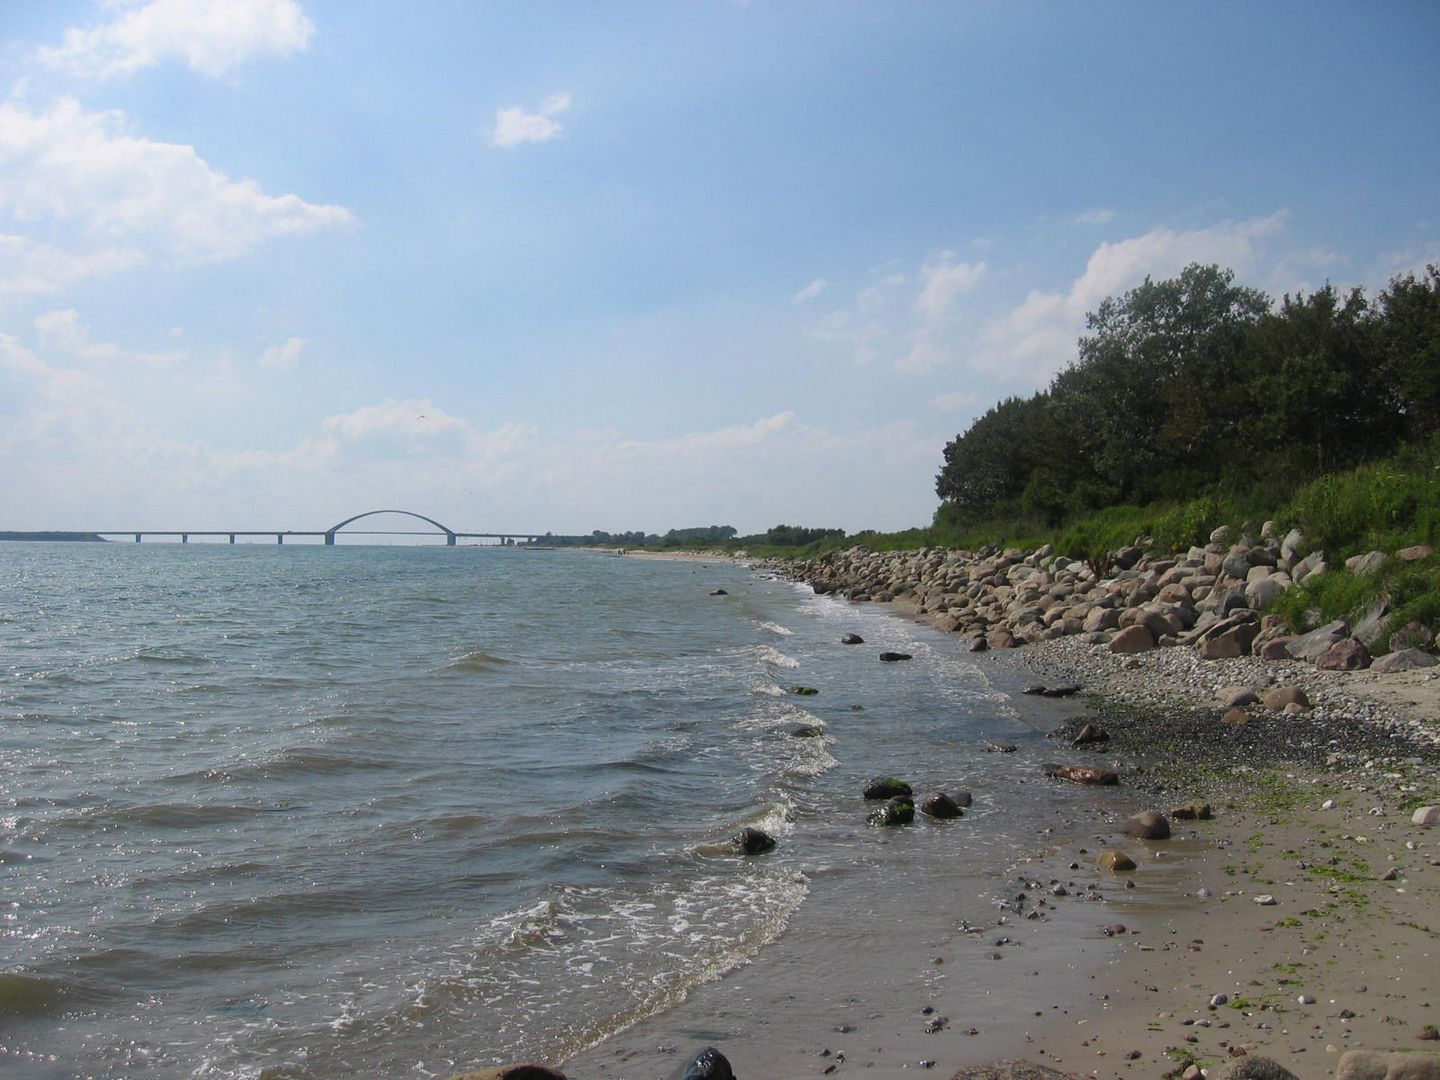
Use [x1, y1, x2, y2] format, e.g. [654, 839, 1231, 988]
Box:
[1345, 550, 1389, 576]
[1222, 1059, 1299, 1080]
[681, 1047, 736, 1080]
[1316, 637, 1371, 671]
[1286, 619, 1349, 661]
[1245, 574, 1290, 610]
[1391, 621, 1436, 651]
[864, 777, 913, 800]
[1371, 648, 1440, 673]
[1123, 810, 1171, 839]
[946, 1062, 1085, 1080]
[1263, 685, 1310, 711]
[1398, 543, 1434, 562]
[449, 1067, 567, 1080]
[732, 827, 777, 855]
[868, 796, 915, 827]
[921, 792, 964, 819]
[1108, 624, 1154, 654]
[1353, 598, 1391, 648]
[1096, 849, 1136, 872]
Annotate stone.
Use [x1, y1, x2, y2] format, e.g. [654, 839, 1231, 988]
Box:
[1123, 810, 1171, 839]
[788, 685, 819, 695]
[1210, 525, 1232, 544]
[868, 796, 915, 827]
[1222, 707, 1250, 725]
[1262, 685, 1310, 710]
[790, 724, 825, 738]
[1346, 550, 1388, 576]
[733, 826, 777, 855]
[967, 633, 989, 652]
[950, 790, 974, 807]
[449, 1067, 568, 1080]
[879, 651, 913, 662]
[1245, 574, 1289, 610]
[1391, 621, 1437, 651]
[985, 741, 1017, 753]
[945, 1061, 1085, 1080]
[1097, 849, 1136, 872]
[841, 633, 865, 644]
[1335, 1049, 1440, 1080]
[1108, 624, 1155, 654]
[1398, 543, 1434, 562]
[1222, 1058, 1298, 1080]
[864, 776, 913, 800]
[1371, 648, 1440, 673]
[709, 588, 728, 596]
[1218, 686, 1260, 708]
[921, 792, 964, 819]
[1287, 618, 1349, 661]
[1316, 637, 1371, 671]
[681, 1047, 736, 1080]
[1083, 606, 1120, 632]
[1172, 803, 1213, 820]
[1072, 723, 1109, 746]
[987, 628, 1018, 649]
[1260, 637, 1296, 660]
[1045, 763, 1120, 786]
[1354, 598, 1392, 648]
[1413, 806, 1440, 826]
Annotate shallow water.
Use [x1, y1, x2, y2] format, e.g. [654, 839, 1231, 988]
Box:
[1, 544, 1115, 1078]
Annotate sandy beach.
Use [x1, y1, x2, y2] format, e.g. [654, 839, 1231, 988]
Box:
[548, 585, 1440, 1080]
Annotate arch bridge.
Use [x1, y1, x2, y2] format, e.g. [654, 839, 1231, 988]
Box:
[94, 510, 540, 546]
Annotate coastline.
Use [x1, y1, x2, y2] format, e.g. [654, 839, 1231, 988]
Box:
[552, 561, 1439, 1080]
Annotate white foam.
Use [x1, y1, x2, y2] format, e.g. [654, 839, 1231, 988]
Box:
[758, 621, 793, 636]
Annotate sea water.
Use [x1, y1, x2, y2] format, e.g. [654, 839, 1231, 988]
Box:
[0, 543, 1115, 1079]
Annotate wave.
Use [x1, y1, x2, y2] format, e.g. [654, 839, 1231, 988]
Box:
[442, 649, 512, 673]
[0, 971, 99, 1015]
[755, 645, 799, 669]
[758, 621, 793, 636]
[167, 747, 401, 784]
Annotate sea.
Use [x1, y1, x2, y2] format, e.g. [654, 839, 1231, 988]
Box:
[0, 542, 1139, 1080]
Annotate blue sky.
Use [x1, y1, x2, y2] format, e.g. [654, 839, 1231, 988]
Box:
[2, 1, 1437, 536]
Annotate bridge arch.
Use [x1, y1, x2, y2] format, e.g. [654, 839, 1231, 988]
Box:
[325, 510, 458, 545]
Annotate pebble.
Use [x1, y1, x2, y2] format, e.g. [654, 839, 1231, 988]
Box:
[1254, 894, 1277, 905]
[1210, 994, 1229, 1007]
[1298, 994, 1316, 1005]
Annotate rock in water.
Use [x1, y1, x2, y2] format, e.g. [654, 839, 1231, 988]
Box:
[449, 1067, 568, 1080]
[681, 1047, 736, 1080]
[709, 589, 728, 596]
[788, 685, 819, 695]
[1123, 811, 1171, 839]
[864, 776, 913, 800]
[790, 724, 825, 738]
[879, 651, 913, 662]
[1097, 850, 1136, 872]
[840, 633, 864, 644]
[1044, 763, 1120, 786]
[920, 792, 964, 819]
[868, 797, 915, 827]
[985, 741, 1018, 753]
[732, 826, 776, 855]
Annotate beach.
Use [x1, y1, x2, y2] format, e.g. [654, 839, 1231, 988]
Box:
[559, 567, 1440, 1080]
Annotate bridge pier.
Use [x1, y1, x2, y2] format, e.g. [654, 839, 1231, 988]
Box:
[182, 533, 188, 544]
[325, 532, 336, 546]
[277, 534, 284, 545]
[229, 534, 235, 544]
[446, 532, 457, 546]
[134, 533, 141, 543]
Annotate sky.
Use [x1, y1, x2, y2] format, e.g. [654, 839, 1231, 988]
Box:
[1, 1, 1438, 537]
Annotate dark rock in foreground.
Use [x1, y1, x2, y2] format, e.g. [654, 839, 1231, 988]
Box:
[867, 796, 915, 827]
[681, 1046, 736, 1080]
[449, 1066, 567, 1080]
[864, 776, 913, 800]
[840, 633, 864, 644]
[732, 826, 776, 855]
[878, 651, 913, 662]
[920, 792, 964, 819]
[1222, 1057, 1299, 1080]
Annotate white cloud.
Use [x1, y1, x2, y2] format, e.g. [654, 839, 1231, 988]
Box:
[968, 213, 1287, 384]
[490, 92, 572, 148]
[39, 0, 315, 80]
[258, 335, 304, 370]
[0, 97, 353, 263]
[0, 233, 146, 300]
[34, 308, 186, 367]
[791, 278, 827, 304]
[1073, 207, 1118, 226]
[321, 398, 469, 442]
[914, 252, 986, 318]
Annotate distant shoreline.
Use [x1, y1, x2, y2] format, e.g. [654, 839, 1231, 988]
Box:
[0, 531, 106, 542]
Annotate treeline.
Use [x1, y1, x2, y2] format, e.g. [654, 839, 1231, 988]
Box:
[535, 524, 848, 549]
[935, 263, 1440, 529]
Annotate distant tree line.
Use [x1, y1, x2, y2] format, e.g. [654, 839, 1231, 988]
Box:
[935, 263, 1440, 528]
[532, 523, 849, 549]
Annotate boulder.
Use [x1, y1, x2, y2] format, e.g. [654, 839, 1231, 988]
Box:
[1221, 1058, 1298, 1080]
[1194, 614, 1260, 659]
[868, 796, 915, 827]
[1171, 802, 1213, 820]
[788, 685, 819, 696]
[920, 792, 964, 819]
[1108, 625, 1155, 654]
[841, 633, 865, 645]
[1286, 619, 1349, 661]
[1222, 707, 1250, 725]
[1096, 849, 1136, 872]
[1335, 1050, 1440, 1080]
[1345, 550, 1388, 576]
[987, 628, 1018, 649]
[1398, 543, 1434, 562]
[449, 1067, 567, 1080]
[1123, 810, 1171, 839]
[1280, 528, 1305, 563]
[1391, 621, 1437, 651]
[1316, 637, 1371, 671]
[1354, 598, 1391, 648]
[864, 776, 913, 800]
[946, 1061, 1085, 1080]
[1259, 636, 1297, 660]
[1413, 806, 1440, 826]
[1044, 763, 1120, 785]
[709, 588, 728, 596]
[1263, 685, 1309, 711]
[733, 826, 777, 855]
[1245, 574, 1289, 610]
[879, 651, 913, 662]
[967, 633, 989, 652]
[790, 724, 825, 738]
[1218, 686, 1260, 708]
[1371, 649, 1439, 673]
[950, 789, 974, 807]
[681, 1047, 736, 1080]
[1072, 723, 1109, 746]
[1083, 607, 1120, 632]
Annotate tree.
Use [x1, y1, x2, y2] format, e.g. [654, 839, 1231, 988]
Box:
[1375, 266, 1440, 442]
